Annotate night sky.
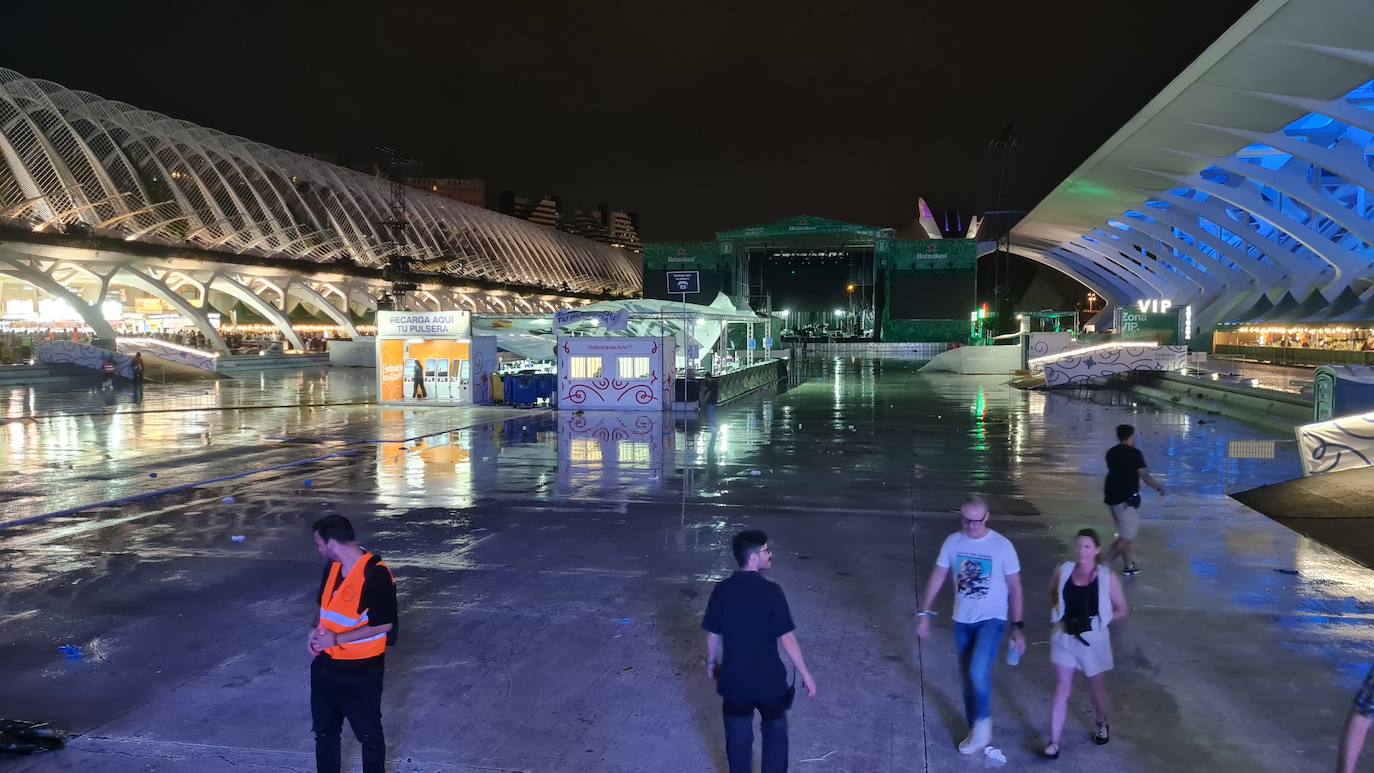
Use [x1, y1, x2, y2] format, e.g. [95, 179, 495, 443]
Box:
[5, 1, 1255, 243]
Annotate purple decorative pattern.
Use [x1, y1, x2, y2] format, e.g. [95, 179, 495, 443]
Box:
[117, 339, 217, 371]
[36, 341, 133, 378]
[1296, 411, 1374, 476]
[1043, 345, 1187, 387]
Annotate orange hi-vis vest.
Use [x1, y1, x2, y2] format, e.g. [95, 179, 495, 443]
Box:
[318, 552, 388, 660]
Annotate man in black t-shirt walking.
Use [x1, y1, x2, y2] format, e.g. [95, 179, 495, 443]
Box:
[702, 529, 817, 773]
[308, 515, 398, 773]
[1103, 424, 1165, 575]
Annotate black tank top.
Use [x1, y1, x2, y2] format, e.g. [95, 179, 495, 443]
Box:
[1064, 574, 1099, 620]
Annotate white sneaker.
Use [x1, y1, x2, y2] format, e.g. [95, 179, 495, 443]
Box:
[958, 718, 992, 755]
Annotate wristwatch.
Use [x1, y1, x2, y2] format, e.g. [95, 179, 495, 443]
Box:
[1012, 621, 1024, 630]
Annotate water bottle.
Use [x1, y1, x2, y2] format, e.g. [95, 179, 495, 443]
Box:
[1006, 643, 1022, 667]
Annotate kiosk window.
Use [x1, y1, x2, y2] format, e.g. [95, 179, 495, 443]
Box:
[617, 356, 651, 379]
[570, 438, 602, 463]
[620, 441, 650, 464]
[570, 356, 603, 379]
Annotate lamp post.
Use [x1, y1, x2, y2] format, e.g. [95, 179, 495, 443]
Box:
[846, 283, 855, 337]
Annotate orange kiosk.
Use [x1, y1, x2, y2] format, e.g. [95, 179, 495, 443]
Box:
[376, 310, 497, 405]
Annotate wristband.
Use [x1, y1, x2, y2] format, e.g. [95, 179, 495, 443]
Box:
[916, 610, 937, 617]
[1012, 621, 1024, 629]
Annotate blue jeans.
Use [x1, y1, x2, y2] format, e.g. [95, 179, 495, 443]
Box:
[954, 618, 1006, 725]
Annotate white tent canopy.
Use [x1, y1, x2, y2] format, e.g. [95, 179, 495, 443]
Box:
[473, 293, 768, 364]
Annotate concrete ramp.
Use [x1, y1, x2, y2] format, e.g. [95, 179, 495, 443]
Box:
[1234, 467, 1374, 568]
[919, 345, 1019, 375]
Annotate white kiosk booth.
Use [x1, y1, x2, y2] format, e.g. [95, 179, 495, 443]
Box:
[556, 336, 676, 410]
[376, 310, 498, 405]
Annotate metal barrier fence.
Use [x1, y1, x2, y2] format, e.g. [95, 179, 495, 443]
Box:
[1215, 345, 1374, 367]
[789, 342, 952, 359]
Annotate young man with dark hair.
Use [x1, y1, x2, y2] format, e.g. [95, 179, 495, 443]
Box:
[308, 515, 398, 773]
[1103, 424, 1165, 575]
[703, 529, 817, 773]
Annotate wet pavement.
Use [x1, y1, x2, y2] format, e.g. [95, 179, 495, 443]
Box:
[2, 366, 375, 420]
[0, 358, 1368, 772]
[1199, 358, 1316, 395]
[0, 369, 532, 525]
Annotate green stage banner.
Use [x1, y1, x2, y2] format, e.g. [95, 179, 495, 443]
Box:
[887, 239, 977, 270]
[643, 242, 729, 271]
[715, 215, 887, 241]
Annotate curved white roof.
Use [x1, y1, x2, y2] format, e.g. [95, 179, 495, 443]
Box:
[0, 68, 641, 297]
[1011, 0, 1374, 327]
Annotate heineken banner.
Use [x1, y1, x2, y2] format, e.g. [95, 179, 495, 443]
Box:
[643, 242, 727, 271]
[715, 215, 887, 241]
[886, 239, 978, 270]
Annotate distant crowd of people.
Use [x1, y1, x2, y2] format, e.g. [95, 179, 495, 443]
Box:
[0, 327, 340, 363]
[1260, 335, 1374, 351]
[0, 328, 88, 364]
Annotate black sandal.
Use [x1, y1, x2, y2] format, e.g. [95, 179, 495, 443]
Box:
[1041, 742, 1060, 759]
[1094, 721, 1109, 745]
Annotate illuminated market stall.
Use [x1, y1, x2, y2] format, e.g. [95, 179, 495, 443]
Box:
[376, 310, 498, 405]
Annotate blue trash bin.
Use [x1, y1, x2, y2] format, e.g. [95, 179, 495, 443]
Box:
[505, 374, 539, 407]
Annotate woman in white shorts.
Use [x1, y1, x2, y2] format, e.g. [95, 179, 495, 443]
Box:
[1041, 528, 1129, 759]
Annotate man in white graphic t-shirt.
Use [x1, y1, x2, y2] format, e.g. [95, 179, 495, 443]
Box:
[916, 496, 1025, 755]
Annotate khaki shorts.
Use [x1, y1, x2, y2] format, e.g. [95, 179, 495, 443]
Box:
[1109, 502, 1141, 540]
[1051, 627, 1114, 677]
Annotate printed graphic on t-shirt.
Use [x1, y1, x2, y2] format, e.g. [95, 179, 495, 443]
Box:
[955, 554, 992, 600]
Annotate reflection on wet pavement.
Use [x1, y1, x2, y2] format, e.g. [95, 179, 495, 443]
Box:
[2, 366, 376, 420]
[1, 358, 1367, 772]
[2, 370, 532, 524]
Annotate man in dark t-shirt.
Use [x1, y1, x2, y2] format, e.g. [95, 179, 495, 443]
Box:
[702, 529, 817, 773]
[1103, 424, 1164, 575]
[309, 515, 398, 773]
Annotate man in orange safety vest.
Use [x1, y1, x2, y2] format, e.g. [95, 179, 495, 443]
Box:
[308, 515, 398, 773]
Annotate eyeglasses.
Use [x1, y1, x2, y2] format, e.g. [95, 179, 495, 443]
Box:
[962, 515, 988, 526]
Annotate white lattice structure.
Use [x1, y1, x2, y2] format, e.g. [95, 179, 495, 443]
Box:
[0, 67, 641, 296]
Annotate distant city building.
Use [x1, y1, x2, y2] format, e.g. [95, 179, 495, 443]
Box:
[499, 193, 641, 252]
[560, 207, 610, 244]
[604, 208, 642, 253]
[403, 177, 486, 208]
[498, 192, 561, 229]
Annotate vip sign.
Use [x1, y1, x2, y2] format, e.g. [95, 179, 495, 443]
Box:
[1118, 301, 1180, 344]
[1135, 299, 1174, 314]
